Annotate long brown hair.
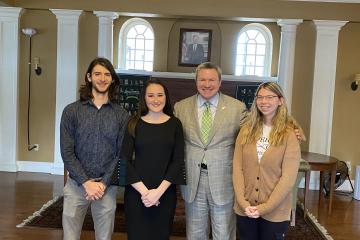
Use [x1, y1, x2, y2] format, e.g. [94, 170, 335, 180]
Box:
[127, 79, 174, 137]
[79, 57, 120, 102]
[239, 82, 303, 146]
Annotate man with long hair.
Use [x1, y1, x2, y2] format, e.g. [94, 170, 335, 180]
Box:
[60, 57, 128, 240]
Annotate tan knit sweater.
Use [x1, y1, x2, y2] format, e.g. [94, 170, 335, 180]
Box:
[232, 130, 300, 222]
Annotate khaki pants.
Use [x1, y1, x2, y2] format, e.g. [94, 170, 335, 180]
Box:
[62, 177, 117, 240]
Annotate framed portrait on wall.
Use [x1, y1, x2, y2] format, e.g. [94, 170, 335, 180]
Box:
[178, 28, 212, 67]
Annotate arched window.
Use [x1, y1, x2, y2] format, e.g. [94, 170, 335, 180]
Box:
[235, 23, 272, 77]
[118, 18, 154, 71]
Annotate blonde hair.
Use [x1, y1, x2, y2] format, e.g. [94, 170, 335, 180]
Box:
[239, 82, 303, 146]
[195, 62, 222, 81]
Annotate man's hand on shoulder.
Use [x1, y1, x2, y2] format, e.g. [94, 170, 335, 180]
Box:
[294, 128, 306, 142]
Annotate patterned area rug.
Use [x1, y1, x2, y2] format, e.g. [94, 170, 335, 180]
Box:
[17, 196, 332, 239]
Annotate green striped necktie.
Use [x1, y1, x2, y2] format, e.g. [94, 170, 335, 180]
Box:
[201, 102, 212, 144]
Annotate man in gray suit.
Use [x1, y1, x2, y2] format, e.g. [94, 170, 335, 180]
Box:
[174, 62, 247, 240]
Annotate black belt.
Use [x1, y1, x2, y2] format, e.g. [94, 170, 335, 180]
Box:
[200, 163, 207, 169]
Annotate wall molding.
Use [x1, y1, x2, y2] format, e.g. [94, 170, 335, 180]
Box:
[16, 161, 64, 175]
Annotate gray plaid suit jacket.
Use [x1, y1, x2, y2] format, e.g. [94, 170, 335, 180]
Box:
[174, 93, 247, 205]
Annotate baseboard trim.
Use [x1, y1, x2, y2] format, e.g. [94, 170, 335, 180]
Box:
[1, 161, 63, 176]
[16, 161, 54, 173]
[0, 163, 17, 172]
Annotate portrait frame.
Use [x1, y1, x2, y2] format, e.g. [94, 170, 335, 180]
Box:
[178, 28, 212, 67]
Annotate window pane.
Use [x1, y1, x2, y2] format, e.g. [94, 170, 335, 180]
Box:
[126, 60, 134, 69]
[247, 43, 256, 55]
[246, 55, 255, 67]
[247, 30, 258, 39]
[248, 39, 256, 45]
[235, 65, 244, 76]
[236, 54, 246, 65]
[256, 56, 265, 66]
[144, 28, 154, 39]
[144, 50, 153, 61]
[145, 39, 154, 50]
[257, 44, 266, 55]
[237, 43, 246, 54]
[127, 49, 135, 61]
[238, 33, 248, 44]
[256, 33, 266, 44]
[245, 66, 255, 75]
[135, 24, 147, 34]
[127, 28, 137, 38]
[135, 50, 144, 61]
[135, 61, 143, 69]
[127, 39, 135, 50]
[255, 67, 264, 76]
[144, 61, 153, 71]
[135, 38, 145, 50]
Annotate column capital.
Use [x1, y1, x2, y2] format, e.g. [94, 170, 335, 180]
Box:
[50, 9, 82, 20]
[0, 6, 23, 19]
[277, 19, 303, 26]
[93, 11, 119, 20]
[313, 20, 348, 32]
[277, 19, 303, 32]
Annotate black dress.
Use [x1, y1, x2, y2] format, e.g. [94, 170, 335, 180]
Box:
[122, 116, 186, 240]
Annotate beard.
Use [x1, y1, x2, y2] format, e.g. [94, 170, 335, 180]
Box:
[92, 82, 111, 95]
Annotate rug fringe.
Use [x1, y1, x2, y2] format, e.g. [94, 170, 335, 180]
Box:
[297, 200, 334, 240]
[16, 195, 62, 228]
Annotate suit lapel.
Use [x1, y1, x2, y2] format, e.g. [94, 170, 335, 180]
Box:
[191, 95, 203, 145]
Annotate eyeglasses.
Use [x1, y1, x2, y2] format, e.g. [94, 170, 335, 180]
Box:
[256, 95, 279, 101]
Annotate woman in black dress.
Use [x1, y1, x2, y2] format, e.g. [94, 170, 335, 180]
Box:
[121, 79, 186, 240]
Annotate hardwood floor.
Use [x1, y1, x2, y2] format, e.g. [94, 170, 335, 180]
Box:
[1, 171, 359, 240]
[298, 188, 360, 240]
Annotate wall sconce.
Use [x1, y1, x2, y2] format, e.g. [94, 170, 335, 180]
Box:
[21, 28, 42, 76]
[351, 74, 360, 91]
[22, 28, 37, 37]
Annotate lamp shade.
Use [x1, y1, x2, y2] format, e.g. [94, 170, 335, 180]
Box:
[22, 28, 37, 37]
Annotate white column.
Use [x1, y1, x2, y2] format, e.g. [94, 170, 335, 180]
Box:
[309, 20, 348, 155]
[307, 20, 347, 191]
[0, 7, 23, 172]
[277, 19, 303, 111]
[50, 9, 82, 175]
[94, 11, 119, 62]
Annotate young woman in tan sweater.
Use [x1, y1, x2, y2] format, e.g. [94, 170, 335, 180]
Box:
[232, 82, 301, 240]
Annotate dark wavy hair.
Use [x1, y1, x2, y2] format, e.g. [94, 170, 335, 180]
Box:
[79, 57, 120, 102]
[128, 79, 173, 137]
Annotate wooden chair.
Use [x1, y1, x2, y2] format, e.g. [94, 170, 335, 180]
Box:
[64, 169, 68, 186]
[291, 159, 310, 226]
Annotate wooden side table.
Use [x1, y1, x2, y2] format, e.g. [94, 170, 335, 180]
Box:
[301, 151, 338, 214]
